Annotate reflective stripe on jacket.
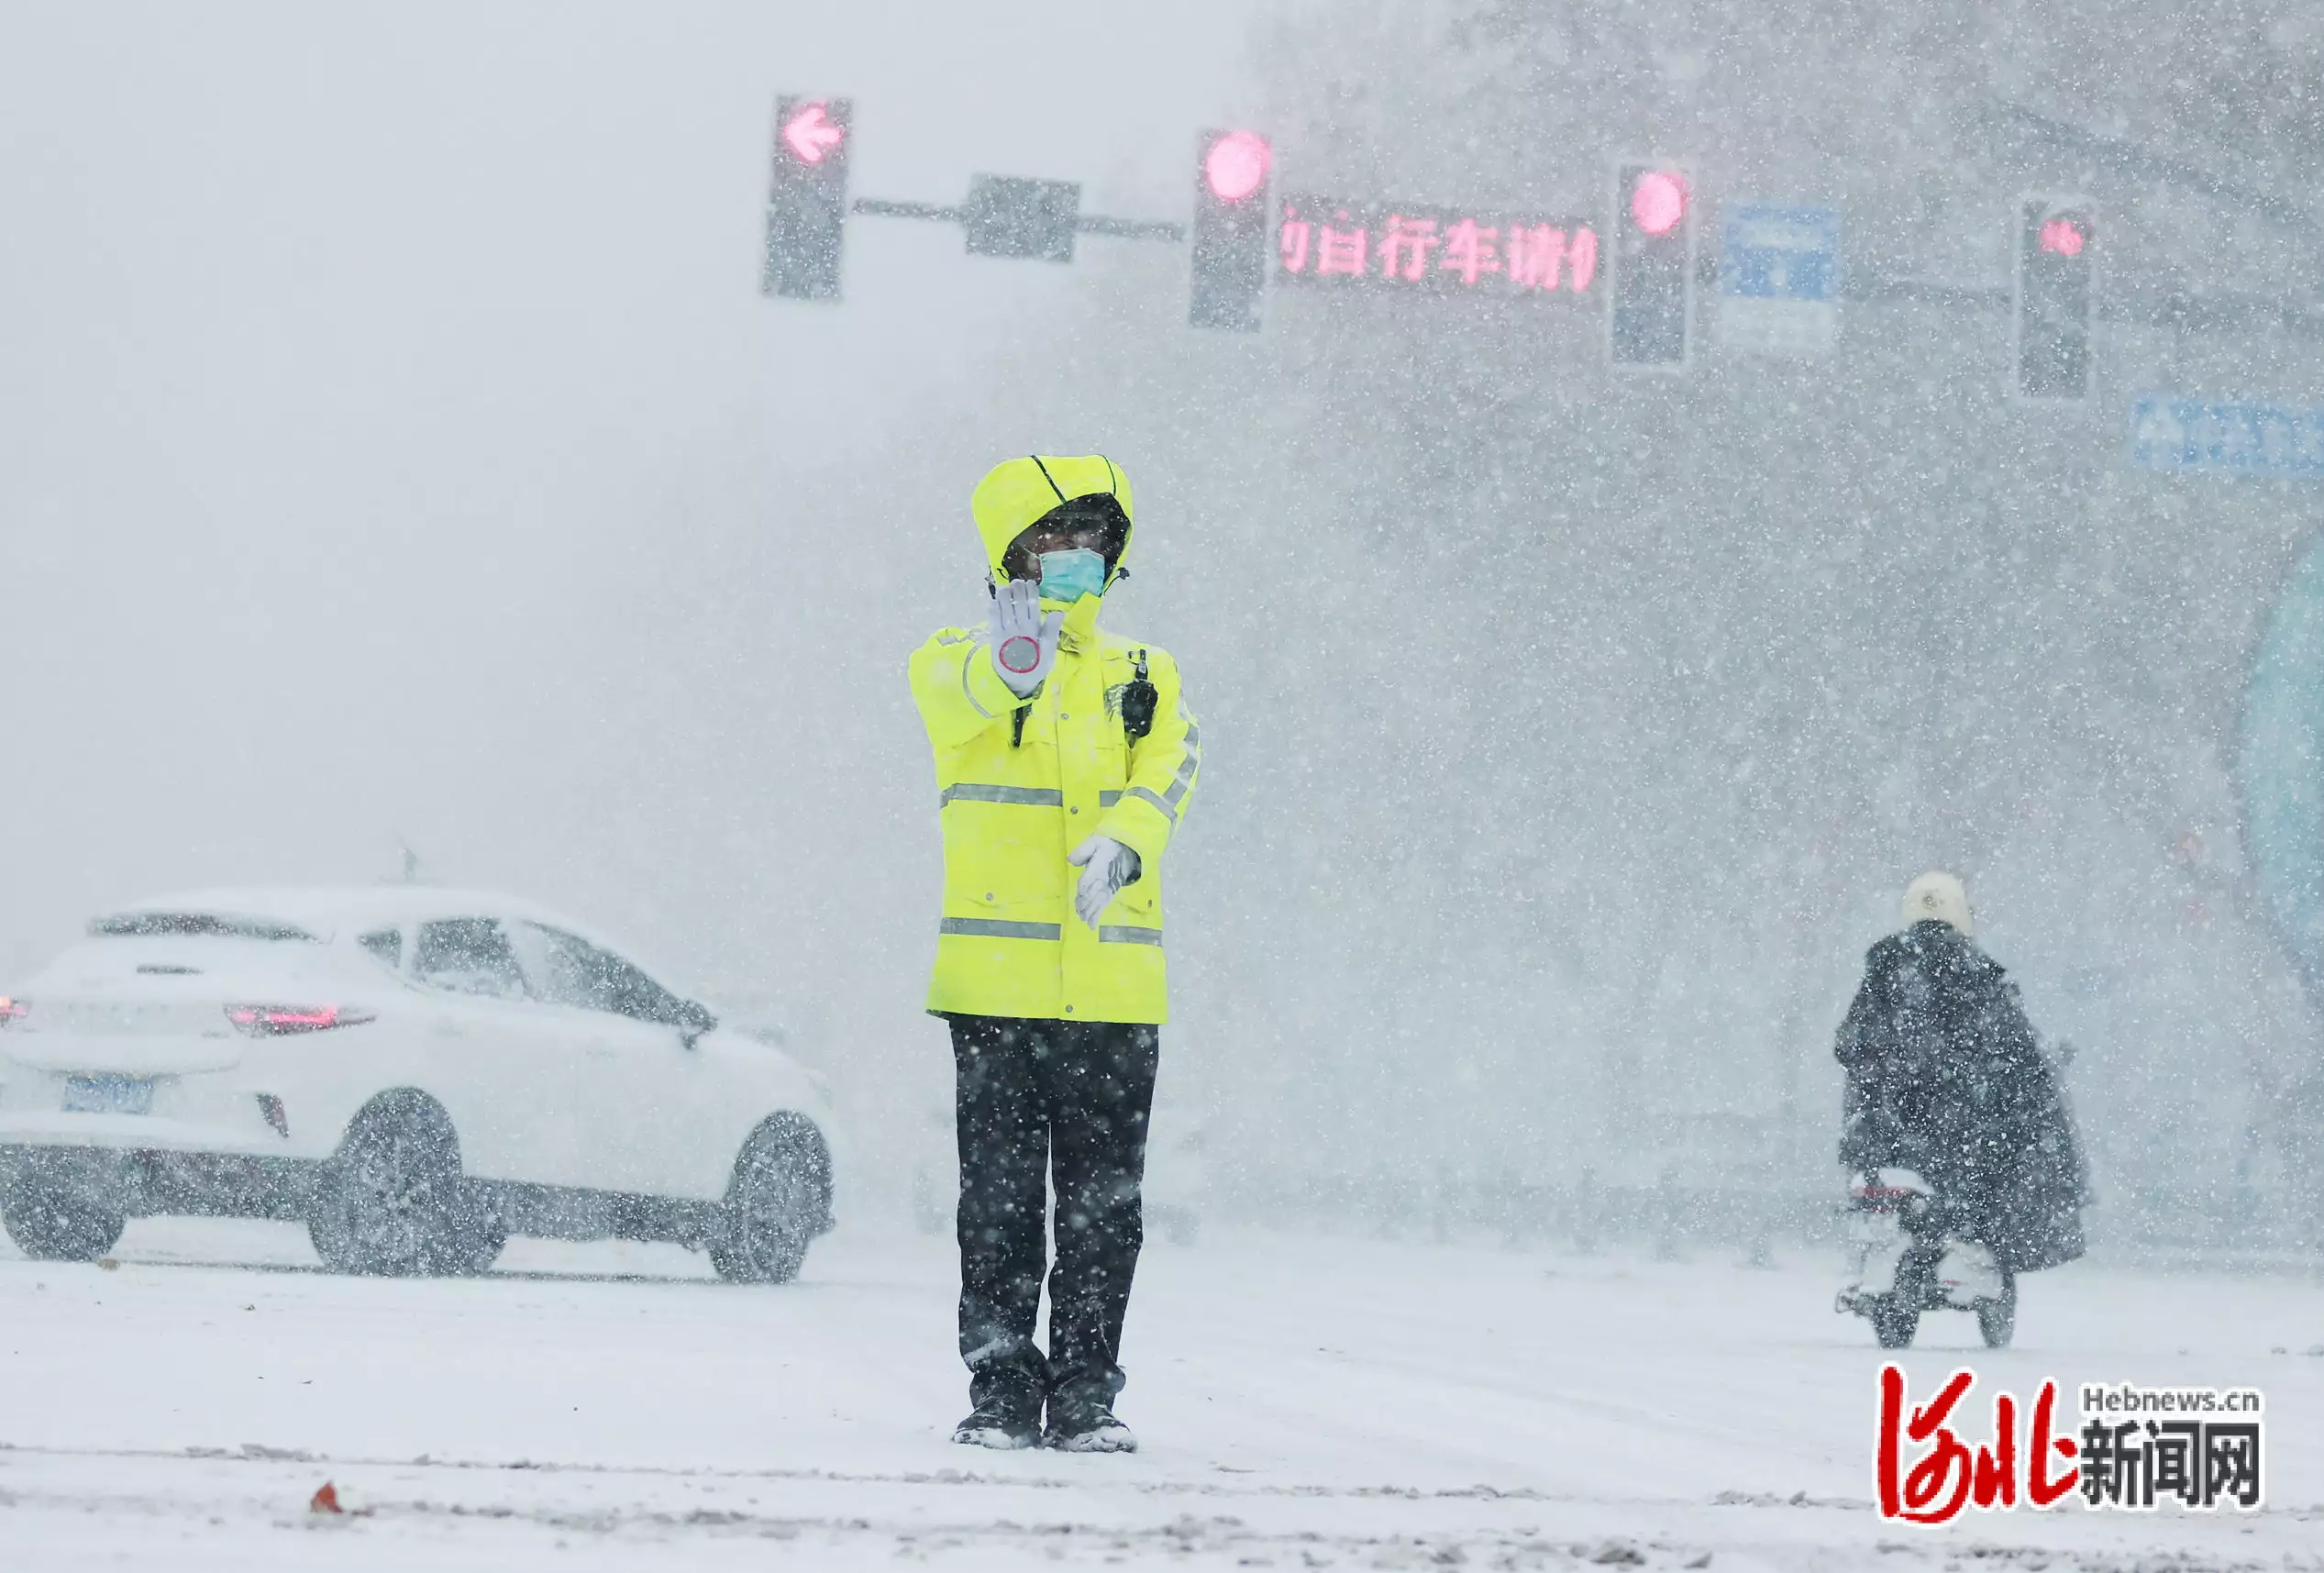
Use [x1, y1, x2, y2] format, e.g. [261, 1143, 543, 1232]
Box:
[906, 455, 1200, 1025]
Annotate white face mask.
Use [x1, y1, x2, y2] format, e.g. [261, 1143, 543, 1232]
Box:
[1037, 548, 1109, 603]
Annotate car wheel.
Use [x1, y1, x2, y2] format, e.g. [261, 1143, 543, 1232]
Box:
[1976, 1271, 2018, 1349]
[1, 1153, 127, 1261]
[710, 1116, 829, 1285]
[442, 1186, 509, 1276]
[307, 1091, 479, 1277]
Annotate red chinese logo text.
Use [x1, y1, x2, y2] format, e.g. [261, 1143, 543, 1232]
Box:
[1876, 1365, 2079, 1523]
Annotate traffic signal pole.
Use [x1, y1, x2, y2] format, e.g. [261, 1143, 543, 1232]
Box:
[851, 197, 1184, 245]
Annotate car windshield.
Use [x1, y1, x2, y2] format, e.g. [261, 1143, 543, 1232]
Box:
[514, 923, 689, 1025]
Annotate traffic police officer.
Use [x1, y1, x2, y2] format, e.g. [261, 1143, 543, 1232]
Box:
[909, 455, 1201, 1453]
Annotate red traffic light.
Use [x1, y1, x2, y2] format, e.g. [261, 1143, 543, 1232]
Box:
[2038, 216, 2086, 257]
[766, 94, 851, 300]
[1629, 170, 1688, 237]
[781, 101, 845, 165]
[1203, 130, 1271, 204]
[1191, 128, 1270, 331]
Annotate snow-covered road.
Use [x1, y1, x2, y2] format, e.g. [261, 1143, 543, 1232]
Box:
[2, 1220, 2318, 1568]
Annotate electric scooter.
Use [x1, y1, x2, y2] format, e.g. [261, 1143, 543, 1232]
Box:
[1836, 1168, 2016, 1349]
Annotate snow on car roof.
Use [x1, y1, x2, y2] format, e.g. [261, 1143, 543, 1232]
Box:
[93, 887, 708, 1001]
[100, 887, 595, 940]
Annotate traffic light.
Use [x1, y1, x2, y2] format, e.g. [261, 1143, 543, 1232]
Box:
[763, 95, 851, 300]
[2015, 196, 2094, 401]
[1190, 128, 1271, 331]
[1610, 162, 1695, 370]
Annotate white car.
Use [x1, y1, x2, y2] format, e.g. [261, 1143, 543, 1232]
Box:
[0, 888, 836, 1281]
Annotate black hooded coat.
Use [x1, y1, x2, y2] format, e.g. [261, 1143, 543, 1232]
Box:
[1835, 921, 2089, 1273]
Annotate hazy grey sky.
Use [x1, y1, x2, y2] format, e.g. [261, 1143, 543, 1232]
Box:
[0, 2, 1263, 980]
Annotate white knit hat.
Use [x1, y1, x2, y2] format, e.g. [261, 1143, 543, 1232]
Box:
[1902, 871, 1974, 936]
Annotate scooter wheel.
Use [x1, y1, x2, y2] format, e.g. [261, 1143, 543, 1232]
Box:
[1870, 1296, 1920, 1349]
[1975, 1275, 2018, 1348]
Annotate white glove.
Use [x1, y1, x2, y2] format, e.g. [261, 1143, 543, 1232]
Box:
[986, 579, 1062, 699]
[1068, 836, 1141, 928]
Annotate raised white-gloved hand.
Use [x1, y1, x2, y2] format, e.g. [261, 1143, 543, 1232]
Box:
[986, 579, 1062, 699]
[1067, 836, 1142, 928]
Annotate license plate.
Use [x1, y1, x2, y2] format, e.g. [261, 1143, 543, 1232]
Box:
[61, 1075, 155, 1115]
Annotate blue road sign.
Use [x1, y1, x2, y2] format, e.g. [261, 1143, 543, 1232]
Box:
[2130, 394, 2324, 479]
[1719, 203, 1839, 356]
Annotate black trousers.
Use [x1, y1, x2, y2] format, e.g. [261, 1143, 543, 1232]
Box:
[950, 1014, 1158, 1410]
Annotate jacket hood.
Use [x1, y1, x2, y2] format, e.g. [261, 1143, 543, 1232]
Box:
[970, 455, 1136, 586]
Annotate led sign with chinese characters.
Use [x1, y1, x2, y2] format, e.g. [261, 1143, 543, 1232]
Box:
[1276, 197, 1600, 297]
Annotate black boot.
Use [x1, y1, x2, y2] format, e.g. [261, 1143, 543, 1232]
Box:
[953, 1367, 1043, 1450]
[1044, 1390, 1136, 1453]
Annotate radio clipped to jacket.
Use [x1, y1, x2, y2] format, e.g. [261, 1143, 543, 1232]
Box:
[1119, 650, 1156, 744]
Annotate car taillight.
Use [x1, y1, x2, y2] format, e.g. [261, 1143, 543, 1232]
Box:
[225, 1004, 376, 1036]
[0, 996, 25, 1026]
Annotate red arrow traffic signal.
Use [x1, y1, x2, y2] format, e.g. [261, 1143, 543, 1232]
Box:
[765, 95, 852, 300]
[781, 102, 845, 166]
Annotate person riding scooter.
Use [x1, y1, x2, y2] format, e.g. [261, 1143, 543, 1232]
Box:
[1833, 872, 2088, 1347]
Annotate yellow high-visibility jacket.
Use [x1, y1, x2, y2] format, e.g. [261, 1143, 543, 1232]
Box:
[908, 456, 1201, 1025]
